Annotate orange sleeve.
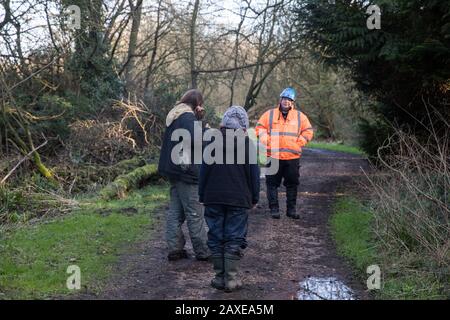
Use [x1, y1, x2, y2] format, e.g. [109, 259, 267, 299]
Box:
[298, 113, 313, 147]
[255, 111, 270, 146]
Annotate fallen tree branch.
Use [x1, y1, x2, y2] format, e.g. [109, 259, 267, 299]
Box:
[0, 140, 48, 185]
[99, 163, 160, 200]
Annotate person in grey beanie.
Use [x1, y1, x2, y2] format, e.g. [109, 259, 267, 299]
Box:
[220, 105, 250, 130]
[199, 106, 260, 292]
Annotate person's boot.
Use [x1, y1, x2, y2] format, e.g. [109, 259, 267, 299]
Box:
[270, 208, 280, 219]
[267, 185, 280, 219]
[224, 253, 242, 292]
[286, 207, 299, 219]
[196, 252, 212, 262]
[167, 249, 189, 261]
[210, 253, 225, 290]
[286, 185, 300, 219]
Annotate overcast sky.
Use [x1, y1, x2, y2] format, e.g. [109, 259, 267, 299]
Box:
[1, 0, 256, 55]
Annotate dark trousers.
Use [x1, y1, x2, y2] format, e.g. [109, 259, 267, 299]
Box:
[266, 158, 300, 210]
[204, 205, 248, 257]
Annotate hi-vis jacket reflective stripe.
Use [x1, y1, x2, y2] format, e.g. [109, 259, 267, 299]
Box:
[255, 107, 314, 160]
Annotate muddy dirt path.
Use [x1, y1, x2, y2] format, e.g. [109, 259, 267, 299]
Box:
[83, 148, 370, 300]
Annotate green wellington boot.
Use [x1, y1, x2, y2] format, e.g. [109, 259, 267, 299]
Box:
[210, 254, 225, 290]
[224, 253, 242, 292]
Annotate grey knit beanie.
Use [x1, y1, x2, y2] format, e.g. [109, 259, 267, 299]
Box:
[220, 105, 249, 130]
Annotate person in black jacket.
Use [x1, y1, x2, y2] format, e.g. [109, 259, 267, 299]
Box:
[158, 89, 210, 261]
[199, 106, 260, 292]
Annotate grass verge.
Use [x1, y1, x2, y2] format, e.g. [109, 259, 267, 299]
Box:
[307, 141, 366, 156]
[330, 197, 448, 299]
[330, 197, 376, 272]
[0, 184, 168, 299]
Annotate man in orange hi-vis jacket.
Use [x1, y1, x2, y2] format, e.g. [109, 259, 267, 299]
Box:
[255, 87, 313, 219]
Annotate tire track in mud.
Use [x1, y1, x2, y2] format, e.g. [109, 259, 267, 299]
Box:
[80, 148, 371, 300]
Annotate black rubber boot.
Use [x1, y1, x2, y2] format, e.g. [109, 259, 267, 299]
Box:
[224, 253, 242, 292]
[286, 185, 299, 219]
[267, 185, 280, 219]
[210, 254, 225, 290]
[270, 208, 280, 219]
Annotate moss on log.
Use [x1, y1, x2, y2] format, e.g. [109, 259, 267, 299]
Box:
[99, 164, 160, 199]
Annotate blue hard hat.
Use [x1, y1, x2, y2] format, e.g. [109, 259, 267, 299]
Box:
[280, 87, 297, 101]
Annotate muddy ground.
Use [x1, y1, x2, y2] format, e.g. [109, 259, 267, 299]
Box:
[79, 148, 371, 300]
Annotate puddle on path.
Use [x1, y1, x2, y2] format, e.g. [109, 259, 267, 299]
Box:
[297, 277, 356, 300]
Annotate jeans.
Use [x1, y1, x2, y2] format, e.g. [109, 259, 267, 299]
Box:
[166, 181, 209, 258]
[204, 204, 248, 257]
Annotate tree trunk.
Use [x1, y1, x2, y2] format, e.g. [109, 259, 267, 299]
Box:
[190, 0, 200, 89]
[144, 0, 164, 93]
[229, 6, 248, 106]
[125, 0, 143, 88]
